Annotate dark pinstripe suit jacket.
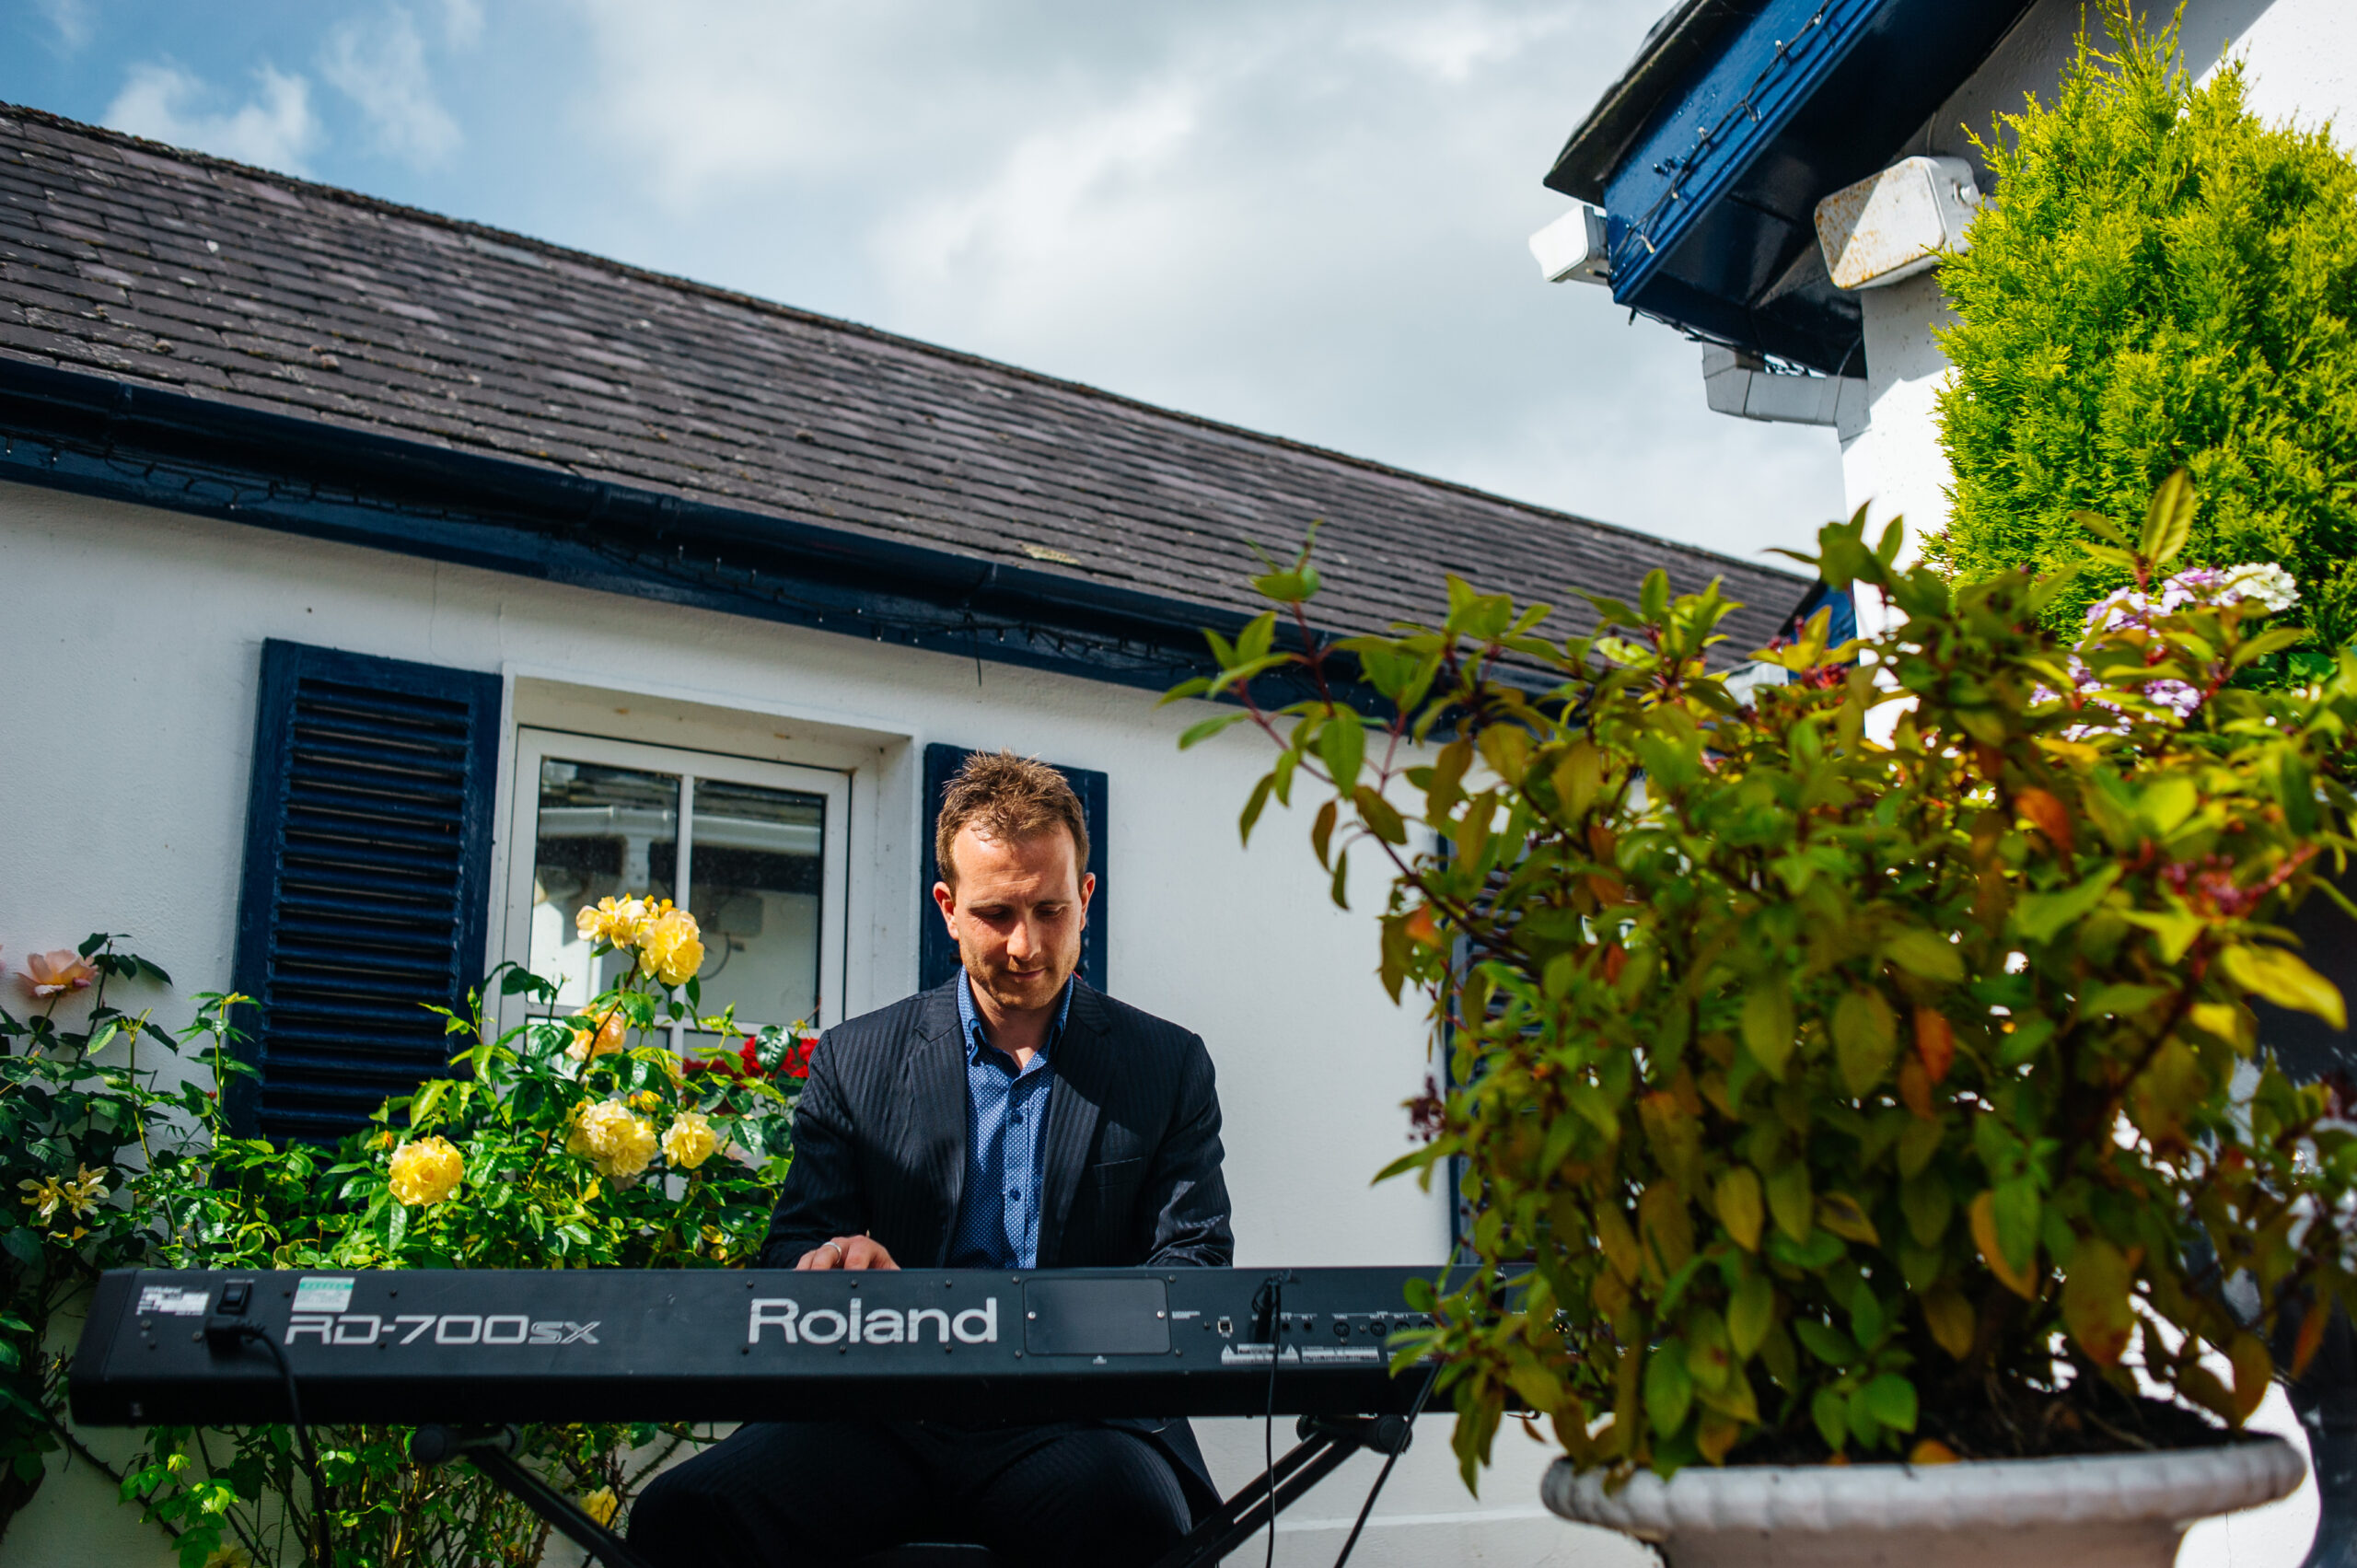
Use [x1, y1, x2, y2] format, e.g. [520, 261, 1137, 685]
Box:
[757, 976, 1235, 1508]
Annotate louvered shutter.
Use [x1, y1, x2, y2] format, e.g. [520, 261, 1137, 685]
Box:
[228, 641, 503, 1141]
[919, 743, 1109, 995]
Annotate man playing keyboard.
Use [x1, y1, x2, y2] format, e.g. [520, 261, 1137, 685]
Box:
[631, 751, 1234, 1568]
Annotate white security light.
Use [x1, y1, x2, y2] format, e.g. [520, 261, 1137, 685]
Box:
[1813, 156, 1981, 291]
[1529, 205, 1611, 285]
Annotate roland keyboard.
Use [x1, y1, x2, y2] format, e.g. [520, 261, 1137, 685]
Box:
[70, 1266, 1445, 1428]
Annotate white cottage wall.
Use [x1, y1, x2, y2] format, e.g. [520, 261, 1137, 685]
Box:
[1839, 0, 2357, 556]
[0, 480, 1639, 1566]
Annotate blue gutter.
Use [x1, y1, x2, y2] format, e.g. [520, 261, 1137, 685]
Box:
[0, 357, 1384, 705]
[1601, 0, 1883, 309]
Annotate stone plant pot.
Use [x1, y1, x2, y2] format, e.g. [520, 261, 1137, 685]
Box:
[1542, 1439, 2305, 1567]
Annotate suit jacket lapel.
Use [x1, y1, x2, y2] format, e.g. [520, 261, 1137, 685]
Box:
[902, 981, 969, 1267]
[1038, 981, 1106, 1269]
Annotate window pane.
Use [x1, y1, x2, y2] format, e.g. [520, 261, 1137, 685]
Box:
[529, 759, 679, 1008]
[689, 776, 826, 1036]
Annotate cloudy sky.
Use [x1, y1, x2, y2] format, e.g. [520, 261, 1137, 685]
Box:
[2, 0, 1845, 568]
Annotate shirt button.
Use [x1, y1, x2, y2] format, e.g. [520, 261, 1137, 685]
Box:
[1007, 1190, 1020, 1201]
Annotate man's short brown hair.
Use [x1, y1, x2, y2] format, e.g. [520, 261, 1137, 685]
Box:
[935, 751, 1091, 887]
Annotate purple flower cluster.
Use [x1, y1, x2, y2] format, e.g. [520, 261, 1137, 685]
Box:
[2033, 563, 2300, 727]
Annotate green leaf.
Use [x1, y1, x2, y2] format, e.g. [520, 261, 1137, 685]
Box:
[1714, 1167, 1764, 1252]
[1353, 784, 1408, 845]
[1319, 711, 1365, 793]
[2073, 507, 2132, 548]
[2139, 468, 2196, 565]
[2061, 1237, 2136, 1366]
[2011, 865, 2123, 947]
[2121, 908, 2208, 964]
[1849, 1281, 1887, 1348]
[1832, 988, 1898, 1097]
[1238, 774, 1277, 845]
[2138, 776, 2199, 837]
[1727, 1271, 1773, 1359]
[1765, 1161, 1813, 1244]
[2217, 944, 2346, 1028]
[1812, 1386, 1849, 1451]
[1644, 1340, 1695, 1438]
[1638, 569, 1670, 624]
[1741, 984, 1796, 1079]
[1329, 849, 1352, 912]
[1882, 928, 1965, 983]
[1898, 1169, 1953, 1247]
[1991, 1177, 2041, 1275]
[1311, 798, 1339, 867]
[1178, 712, 1248, 750]
[1861, 1373, 1918, 1434]
[1792, 1316, 1858, 1366]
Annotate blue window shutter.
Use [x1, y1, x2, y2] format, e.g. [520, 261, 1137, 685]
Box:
[228, 640, 503, 1142]
[919, 743, 1109, 995]
[1782, 581, 1858, 647]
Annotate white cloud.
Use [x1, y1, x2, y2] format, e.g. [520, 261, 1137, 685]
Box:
[552, 0, 1845, 566]
[875, 84, 1200, 302]
[1349, 6, 1575, 85]
[437, 0, 485, 51]
[32, 0, 94, 52]
[102, 62, 321, 176]
[321, 6, 462, 167]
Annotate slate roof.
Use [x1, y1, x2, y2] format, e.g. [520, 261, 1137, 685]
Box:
[0, 104, 1807, 655]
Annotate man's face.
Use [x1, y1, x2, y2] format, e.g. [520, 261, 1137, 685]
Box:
[933, 824, 1094, 1014]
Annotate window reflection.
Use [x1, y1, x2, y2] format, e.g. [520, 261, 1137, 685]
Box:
[688, 777, 826, 1043]
[525, 759, 828, 1041]
[528, 760, 679, 1008]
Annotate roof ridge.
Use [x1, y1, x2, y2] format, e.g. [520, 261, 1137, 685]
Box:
[0, 99, 1798, 587]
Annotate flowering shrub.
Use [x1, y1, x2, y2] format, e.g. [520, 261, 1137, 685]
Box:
[5, 899, 807, 1565]
[0, 936, 185, 1540]
[1933, 5, 2357, 655]
[1180, 485, 2357, 1485]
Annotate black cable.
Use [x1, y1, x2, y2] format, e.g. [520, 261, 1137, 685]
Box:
[1329, 1361, 1442, 1568]
[237, 1328, 334, 1567]
[1253, 1273, 1284, 1568]
[1330, 1242, 1469, 1568]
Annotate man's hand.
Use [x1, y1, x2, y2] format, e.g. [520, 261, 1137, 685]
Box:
[795, 1235, 898, 1271]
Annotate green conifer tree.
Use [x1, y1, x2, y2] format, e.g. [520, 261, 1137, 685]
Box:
[1933, 5, 2357, 658]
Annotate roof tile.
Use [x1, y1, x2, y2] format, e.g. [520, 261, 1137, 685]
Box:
[0, 104, 1811, 650]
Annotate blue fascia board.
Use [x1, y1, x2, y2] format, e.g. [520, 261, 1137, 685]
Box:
[0, 356, 1404, 712]
[1603, 0, 1890, 308]
[1580, 0, 2033, 372]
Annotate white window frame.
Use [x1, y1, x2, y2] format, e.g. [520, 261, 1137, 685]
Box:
[499, 727, 852, 1046]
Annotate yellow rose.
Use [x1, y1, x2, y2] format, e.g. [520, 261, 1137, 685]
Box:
[203, 1547, 254, 1568]
[567, 1007, 627, 1062]
[636, 908, 705, 988]
[388, 1136, 464, 1206]
[661, 1111, 719, 1171]
[581, 1486, 619, 1527]
[575, 896, 653, 948]
[570, 1100, 657, 1181]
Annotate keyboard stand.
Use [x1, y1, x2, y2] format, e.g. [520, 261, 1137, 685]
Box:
[412, 1411, 1411, 1568]
[1148, 1413, 1415, 1568]
[412, 1425, 656, 1568]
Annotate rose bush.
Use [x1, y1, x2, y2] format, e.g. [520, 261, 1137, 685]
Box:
[6, 899, 812, 1566]
[1, 935, 183, 1541]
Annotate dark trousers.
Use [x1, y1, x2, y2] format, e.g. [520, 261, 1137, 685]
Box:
[628, 1420, 1192, 1568]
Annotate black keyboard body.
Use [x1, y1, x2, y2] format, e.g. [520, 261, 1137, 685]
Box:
[71, 1265, 1441, 1427]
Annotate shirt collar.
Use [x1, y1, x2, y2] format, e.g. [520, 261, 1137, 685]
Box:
[956, 970, 1074, 1067]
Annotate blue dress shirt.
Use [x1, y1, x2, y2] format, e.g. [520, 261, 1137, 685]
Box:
[946, 971, 1072, 1270]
